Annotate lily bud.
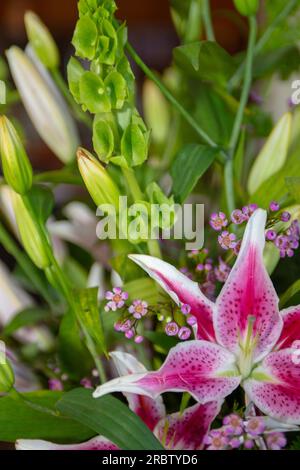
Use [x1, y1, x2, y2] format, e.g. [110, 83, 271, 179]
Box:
[24, 11, 59, 69]
[0, 343, 15, 393]
[77, 147, 120, 211]
[233, 0, 259, 16]
[6, 46, 79, 164]
[11, 190, 52, 269]
[0, 116, 33, 194]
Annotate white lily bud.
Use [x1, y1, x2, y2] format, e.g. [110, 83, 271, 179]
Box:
[6, 46, 79, 164]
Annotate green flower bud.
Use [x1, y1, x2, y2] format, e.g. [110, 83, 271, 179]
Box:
[24, 11, 59, 69]
[6, 46, 79, 164]
[77, 147, 120, 211]
[11, 190, 52, 269]
[0, 116, 33, 194]
[233, 0, 259, 16]
[0, 343, 15, 393]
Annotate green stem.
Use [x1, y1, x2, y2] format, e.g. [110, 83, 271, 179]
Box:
[121, 167, 162, 258]
[224, 159, 235, 215]
[0, 221, 54, 307]
[51, 68, 93, 129]
[228, 0, 296, 91]
[202, 0, 215, 41]
[184, 0, 202, 43]
[229, 16, 257, 154]
[225, 16, 257, 214]
[121, 167, 144, 201]
[125, 42, 227, 163]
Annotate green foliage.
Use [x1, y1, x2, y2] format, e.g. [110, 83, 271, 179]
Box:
[0, 391, 94, 443]
[174, 41, 236, 87]
[57, 388, 164, 450]
[3, 307, 51, 336]
[171, 143, 218, 202]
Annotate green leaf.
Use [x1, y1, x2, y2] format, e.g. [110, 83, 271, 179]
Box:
[58, 311, 93, 379]
[251, 145, 300, 206]
[171, 144, 217, 202]
[79, 71, 111, 114]
[0, 391, 94, 443]
[173, 41, 236, 86]
[57, 388, 164, 450]
[67, 57, 85, 103]
[74, 287, 107, 356]
[93, 118, 114, 162]
[121, 122, 148, 166]
[3, 307, 50, 336]
[144, 331, 178, 355]
[27, 184, 55, 224]
[286, 177, 300, 203]
[72, 16, 98, 60]
[123, 277, 161, 304]
[248, 113, 292, 195]
[104, 70, 127, 109]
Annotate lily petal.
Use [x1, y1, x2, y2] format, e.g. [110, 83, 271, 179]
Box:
[244, 349, 300, 424]
[214, 209, 282, 362]
[129, 254, 215, 341]
[110, 351, 166, 431]
[154, 401, 222, 450]
[94, 341, 241, 403]
[15, 436, 118, 450]
[276, 306, 300, 349]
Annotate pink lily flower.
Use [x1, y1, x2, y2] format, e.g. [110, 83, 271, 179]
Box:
[94, 209, 300, 425]
[16, 352, 221, 450]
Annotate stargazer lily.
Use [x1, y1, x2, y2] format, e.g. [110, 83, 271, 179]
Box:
[16, 352, 221, 450]
[94, 209, 300, 425]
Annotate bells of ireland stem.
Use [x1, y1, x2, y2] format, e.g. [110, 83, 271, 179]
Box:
[233, 0, 259, 16]
[0, 116, 33, 194]
[77, 148, 120, 212]
[24, 11, 59, 70]
[0, 343, 15, 393]
[6, 46, 79, 164]
[11, 190, 52, 270]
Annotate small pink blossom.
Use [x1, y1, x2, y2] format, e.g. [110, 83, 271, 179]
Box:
[105, 287, 128, 311]
[178, 326, 191, 340]
[118, 319, 133, 332]
[280, 211, 291, 222]
[266, 432, 287, 450]
[134, 335, 144, 344]
[266, 230, 276, 241]
[270, 201, 280, 212]
[187, 315, 197, 326]
[245, 417, 265, 437]
[165, 322, 179, 336]
[196, 263, 204, 272]
[218, 231, 237, 250]
[48, 378, 63, 391]
[128, 299, 148, 319]
[181, 303, 191, 315]
[244, 437, 255, 449]
[204, 430, 228, 450]
[231, 209, 246, 225]
[214, 258, 230, 283]
[80, 378, 93, 389]
[125, 328, 135, 339]
[210, 212, 228, 231]
[222, 413, 244, 436]
[228, 437, 242, 449]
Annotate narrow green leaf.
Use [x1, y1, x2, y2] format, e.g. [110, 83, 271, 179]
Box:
[57, 388, 164, 450]
[74, 287, 107, 356]
[280, 279, 300, 308]
[0, 391, 94, 443]
[171, 144, 217, 202]
[248, 113, 292, 195]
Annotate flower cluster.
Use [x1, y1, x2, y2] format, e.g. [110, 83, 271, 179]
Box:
[210, 202, 300, 259]
[204, 414, 287, 450]
[104, 287, 146, 343]
[181, 249, 231, 300]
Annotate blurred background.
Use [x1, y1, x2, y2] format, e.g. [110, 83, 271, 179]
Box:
[0, 0, 248, 170]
